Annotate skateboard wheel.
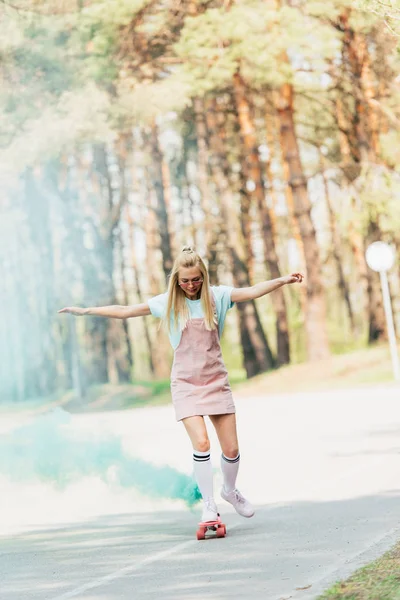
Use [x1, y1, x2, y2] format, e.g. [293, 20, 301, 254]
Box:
[197, 529, 205, 540]
[216, 526, 225, 538]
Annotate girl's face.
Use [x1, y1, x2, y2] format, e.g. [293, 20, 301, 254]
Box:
[178, 266, 203, 299]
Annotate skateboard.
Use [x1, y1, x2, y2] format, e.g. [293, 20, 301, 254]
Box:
[196, 514, 227, 540]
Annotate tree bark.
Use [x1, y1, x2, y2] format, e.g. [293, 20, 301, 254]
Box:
[265, 99, 309, 326]
[0, 213, 29, 402]
[117, 230, 134, 373]
[365, 221, 387, 343]
[275, 85, 330, 360]
[148, 123, 174, 284]
[233, 72, 290, 365]
[125, 204, 155, 375]
[47, 155, 91, 393]
[337, 11, 374, 165]
[144, 163, 172, 379]
[336, 10, 387, 342]
[206, 97, 275, 376]
[23, 168, 59, 395]
[183, 169, 199, 249]
[92, 141, 131, 383]
[319, 147, 355, 333]
[114, 135, 134, 379]
[193, 97, 221, 279]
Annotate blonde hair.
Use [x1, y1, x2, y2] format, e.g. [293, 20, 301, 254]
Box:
[165, 246, 217, 334]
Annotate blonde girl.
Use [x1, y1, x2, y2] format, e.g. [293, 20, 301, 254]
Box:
[59, 246, 303, 523]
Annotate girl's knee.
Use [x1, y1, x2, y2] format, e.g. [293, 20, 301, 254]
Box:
[194, 437, 210, 453]
[222, 446, 239, 459]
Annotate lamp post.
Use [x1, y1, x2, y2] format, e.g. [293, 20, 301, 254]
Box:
[365, 241, 399, 381]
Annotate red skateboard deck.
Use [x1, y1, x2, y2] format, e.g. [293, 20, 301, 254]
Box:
[196, 514, 227, 540]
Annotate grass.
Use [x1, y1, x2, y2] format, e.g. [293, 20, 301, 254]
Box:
[2, 342, 398, 416]
[232, 342, 398, 399]
[318, 542, 400, 599]
[0, 380, 173, 416]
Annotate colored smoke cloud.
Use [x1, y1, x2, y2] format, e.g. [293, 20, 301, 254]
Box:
[0, 408, 201, 507]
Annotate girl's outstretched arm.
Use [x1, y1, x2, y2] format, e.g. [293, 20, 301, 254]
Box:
[58, 303, 151, 319]
[231, 273, 304, 303]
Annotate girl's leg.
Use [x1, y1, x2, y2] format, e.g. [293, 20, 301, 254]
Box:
[182, 416, 216, 519]
[209, 413, 254, 517]
[209, 414, 240, 492]
[182, 415, 210, 453]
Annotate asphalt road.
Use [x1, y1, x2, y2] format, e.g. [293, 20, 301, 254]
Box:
[2, 383, 400, 600]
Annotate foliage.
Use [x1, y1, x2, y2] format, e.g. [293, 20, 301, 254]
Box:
[175, 2, 341, 92]
[2, 0, 400, 402]
[356, 0, 400, 36]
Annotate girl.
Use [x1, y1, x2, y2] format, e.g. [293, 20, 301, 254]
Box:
[59, 246, 303, 523]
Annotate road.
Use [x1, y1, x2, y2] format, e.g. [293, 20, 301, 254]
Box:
[1, 383, 400, 600]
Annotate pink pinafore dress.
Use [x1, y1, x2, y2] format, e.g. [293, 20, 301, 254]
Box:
[170, 295, 236, 422]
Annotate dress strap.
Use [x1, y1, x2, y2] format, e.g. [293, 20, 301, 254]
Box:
[210, 290, 218, 323]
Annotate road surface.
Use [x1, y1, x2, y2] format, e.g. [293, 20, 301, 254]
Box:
[1, 384, 400, 599]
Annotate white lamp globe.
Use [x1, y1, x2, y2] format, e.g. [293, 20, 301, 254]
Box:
[365, 241, 395, 273]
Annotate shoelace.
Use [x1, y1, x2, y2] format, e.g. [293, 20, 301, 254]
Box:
[205, 498, 216, 511]
[234, 490, 245, 503]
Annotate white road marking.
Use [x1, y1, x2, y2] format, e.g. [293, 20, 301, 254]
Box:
[50, 446, 395, 600]
[50, 524, 239, 600]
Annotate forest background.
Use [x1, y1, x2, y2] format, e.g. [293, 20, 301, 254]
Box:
[2, 0, 400, 408]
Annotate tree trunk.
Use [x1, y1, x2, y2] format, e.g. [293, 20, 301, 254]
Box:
[237, 179, 254, 283]
[266, 105, 305, 265]
[360, 37, 381, 158]
[67, 315, 85, 400]
[93, 141, 131, 383]
[13, 245, 28, 401]
[51, 153, 107, 388]
[319, 147, 355, 333]
[338, 11, 374, 164]
[113, 136, 134, 380]
[230, 84, 255, 283]
[148, 123, 174, 284]
[233, 73, 290, 365]
[125, 204, 155, 375]
[161, 150, 176, 255]
[206, 97, 275, 376]
[275, 84, 330, 360]
[0, 214, 28, 402]
[337, 10, 388, 342]
[335, 94, 361, 182]
[266, 101, 308, 321]
[144, 164, 172, 379]
[118, 230, 134, 374]
[263, 106, 279, 243]
[23, 168, 59, 395]
[183, 169, 199, 249]
[365, 221, 387, 342]
[193, 97, 220, 273]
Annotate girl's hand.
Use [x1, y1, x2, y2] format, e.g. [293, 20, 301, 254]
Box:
[284, 273, 304, 284]
[58, 307, 88, 316]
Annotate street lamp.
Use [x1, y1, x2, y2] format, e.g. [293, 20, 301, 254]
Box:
[365, 241, 399, 381]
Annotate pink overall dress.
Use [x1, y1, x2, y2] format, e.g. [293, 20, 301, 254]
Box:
[170, 299, 236, 422]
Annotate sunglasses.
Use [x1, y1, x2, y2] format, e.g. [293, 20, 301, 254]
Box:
[178, 278, 203, 288]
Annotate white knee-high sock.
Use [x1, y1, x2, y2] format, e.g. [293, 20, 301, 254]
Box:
[221, 453, 240, 493]
[193, 450, 214, 501]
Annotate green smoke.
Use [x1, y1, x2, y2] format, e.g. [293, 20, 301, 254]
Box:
[0, 408, 201, 507]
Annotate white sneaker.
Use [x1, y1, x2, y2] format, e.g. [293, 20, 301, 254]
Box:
[201, 497, 218, 522]
[221, 487, 255, 518]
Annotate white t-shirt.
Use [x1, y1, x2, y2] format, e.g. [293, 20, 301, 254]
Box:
[147, 285, 235, 350]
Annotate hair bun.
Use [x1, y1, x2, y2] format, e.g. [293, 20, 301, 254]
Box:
[181, 246, 195, 253]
